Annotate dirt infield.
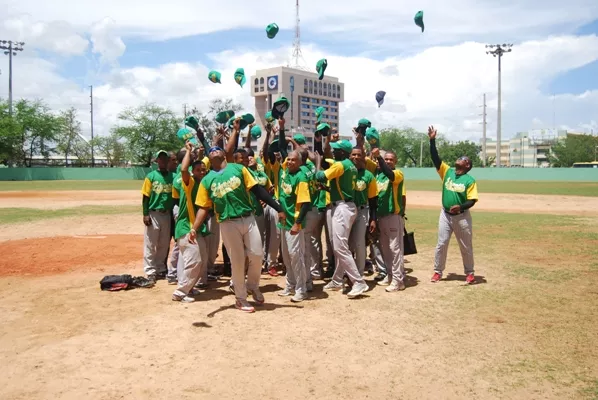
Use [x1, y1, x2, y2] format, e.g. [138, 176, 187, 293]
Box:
[1, 189, 598, 216]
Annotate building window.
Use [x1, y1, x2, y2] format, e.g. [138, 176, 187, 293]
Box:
[321, 100, 328, 105]
[337, 85, 341, 98]
[260, 78, 265, 85]
[260, 87, 264, 92]
[301, 111, 310, 116]
[330, 101, 337, 106]
[333, 123, 338, 127]
[301, 97, 309, 102]
[309, 80, 313, 94]
[328, 83, 331, 92]
[254, 87, 259, 93]
[312, 98, 319, 103]
[304, 79, 308, 93]
[323, 86, 327, 96]
[302, 104, 310, 109]
[254, 78, 259, 85]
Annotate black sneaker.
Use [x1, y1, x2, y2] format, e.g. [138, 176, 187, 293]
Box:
[167, 276, 177, 285]
[374, 273, 387, 282]
[194, 283, 209, 290]
[147, 275, 157, 284]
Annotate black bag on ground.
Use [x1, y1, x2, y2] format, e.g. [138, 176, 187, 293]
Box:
[403, 228, 417, 256]
[100, 274, 133, 291]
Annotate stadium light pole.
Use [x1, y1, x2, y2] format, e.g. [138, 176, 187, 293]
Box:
[486, 43, 512, 168]
[0, 40, 25, 115]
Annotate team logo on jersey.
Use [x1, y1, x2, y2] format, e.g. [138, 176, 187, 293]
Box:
[211, 176, 242, 198]
[281, 181, 293, 195]
[444, 177, 466, 193]
[356, 180, 366, 192]
[257, 176, 268, 186]
[257, 164, 265, 173]
[376, 179, 389, 194]
[152, 181, 172, 194]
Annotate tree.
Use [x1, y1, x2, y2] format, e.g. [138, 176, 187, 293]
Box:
[379, 127, 434, 167]
[112, 103, 180, 167]
[549, 134, 598, 167]
[91, 132, 127, 167]
[185, 98, 243, 143]
[437, 140, 483, 168]
[0, 99, 63, 166]
[56, 107, 82, 166]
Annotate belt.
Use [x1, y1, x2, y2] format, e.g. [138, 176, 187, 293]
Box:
[228, 212, 253, 220]
[444, 208, 464, 215]
[150, 209, 169, 213]
[330, 200, 354, 208]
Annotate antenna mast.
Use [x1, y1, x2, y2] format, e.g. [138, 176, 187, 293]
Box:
[290, 0, 309, 71]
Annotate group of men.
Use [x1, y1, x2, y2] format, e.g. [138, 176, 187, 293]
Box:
[141, 115, 479, 313]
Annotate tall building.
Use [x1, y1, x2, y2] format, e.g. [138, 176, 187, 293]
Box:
[249, 66, 347, 152]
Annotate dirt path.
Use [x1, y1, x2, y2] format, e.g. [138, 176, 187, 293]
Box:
[1, 190, 597, 216]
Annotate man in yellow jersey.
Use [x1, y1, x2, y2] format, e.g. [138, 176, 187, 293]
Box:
[189, 146, 285, 313]
[172, 143, 210, 302]
[278, 151, 311, 302]
[372, 148, 407, 291]
[141, 150, 174, 283]
[349, 147, 378, 278]
[428, 126, 478, 284]
[316, 139, 368, 298]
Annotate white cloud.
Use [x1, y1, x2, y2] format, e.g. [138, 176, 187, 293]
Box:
[90, 18, 126, 65]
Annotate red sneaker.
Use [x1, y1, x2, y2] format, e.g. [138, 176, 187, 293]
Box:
[268, 266, 279, 277]
[466, 274, 475, 284]
[431, 272, 442, 283]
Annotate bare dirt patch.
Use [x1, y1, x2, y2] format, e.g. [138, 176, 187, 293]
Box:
[0, 235, 143, 277]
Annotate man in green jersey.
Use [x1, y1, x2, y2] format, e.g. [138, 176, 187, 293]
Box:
[168, 148, 187, 285]
[349, 147, 378, 278]
[190, 146, 285, 313]
[372, 148, 407, 292]
[277, 151, 311, 302]
[316, 139, 369, 299]
[172, 143, 210, 302]
[428, 126, 479, 284]
[142, 150, 174, 283]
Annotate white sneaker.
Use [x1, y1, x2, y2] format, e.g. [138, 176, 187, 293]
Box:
[291, 293, 306, 303]
[347, 282, 369, 299]
[386, 280, 406, 292]
[323, 281, 343, 291]
[278, 288, 294, 297]
[172, 295, 195, 303]
[377, 276, 391, 286]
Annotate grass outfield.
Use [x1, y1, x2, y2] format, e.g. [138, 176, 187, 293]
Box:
[0, 205, 139, 225]
[1, 179, 597, 196]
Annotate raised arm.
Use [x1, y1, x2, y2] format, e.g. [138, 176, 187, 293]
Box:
[428, 125, 442, 170]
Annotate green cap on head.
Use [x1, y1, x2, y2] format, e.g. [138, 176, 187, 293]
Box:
[315, 106, 325, 123]
[227, 116, 249, 131]
[269, 137, 280, 153]
[316, 59, 328, 80]
[215, 110, 235, 124]
[154, 150, 169, 160]
[234, 68, 246, 87]
[184, 116, 199, 131]
[272, 95, 291, 119]
[330, 139, 353, 154]
[315, 123, 331, 137]
[208, 70, 222, 84]
[365, 127, 380, 148]
[264, 111, 275, 123]
[293, 134, 306, 145]
[242, 113, 255, 125]
[266, 23, 279, 39]
[250, 125, 262, 139]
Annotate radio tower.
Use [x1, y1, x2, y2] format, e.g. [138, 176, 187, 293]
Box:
[290, 0, 309, 70]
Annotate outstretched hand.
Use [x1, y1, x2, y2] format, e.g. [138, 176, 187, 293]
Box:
[428, 125, 437, 140]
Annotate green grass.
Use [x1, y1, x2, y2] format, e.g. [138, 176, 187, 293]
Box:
[1, 179, 596, 196]
[406, 180, 598, 196]
[0, 205, 140, 225]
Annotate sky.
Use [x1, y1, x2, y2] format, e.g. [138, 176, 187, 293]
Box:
[1, 0, 598, 144]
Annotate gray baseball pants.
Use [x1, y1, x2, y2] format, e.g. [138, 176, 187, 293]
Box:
[434, 210, 474, 275]
[174, 234, 207, 297]
[302, 207, 322, 283]
[330, 201, 364, 285]
[379, 214, 405, 283]
[281, 229, 307, 295]
[167, 204, 180, 280]
[206, 217, 220, 271]
[143, 210, 171, 277]
[264, 205, 281, 266]
[349, 206, 369, 277]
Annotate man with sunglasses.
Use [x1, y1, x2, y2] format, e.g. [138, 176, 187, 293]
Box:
[428, 126, 479, 285]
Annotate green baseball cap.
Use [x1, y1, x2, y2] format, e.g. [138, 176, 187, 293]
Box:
[266, 23, 279, 39]
[414, 10, 424, 32]
[365, 127, 380, 148]
[269, 138, 281, 153]
[242, 113, 255, 125]
[215, 110, 235, 124]
[315, 123, 331, 137]
[293, 134, 306, 145]
[184, 115, 199, 131]
[234, 68, 246, 87]
[177, 127, 198, 145]
[208, 70, 221, 84]
[272, 95, 291, 119]
[330, 140, 353, 154]
[356, 118, 372, 134]
[315, 106, 325, 123]
[227, 116, 249, 131]
[250, 125, 262, 139]
[264, 111, 274, 123]
[316, 58, 327, 80]
[154, 150, 169, 159]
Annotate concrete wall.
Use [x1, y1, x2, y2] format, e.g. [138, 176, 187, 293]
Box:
[0, 167, 596, 182]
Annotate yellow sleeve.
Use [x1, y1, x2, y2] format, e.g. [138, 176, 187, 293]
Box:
[466, 182, 479, 201]
[172, 186, 180, 200]
[141, 177, 151, 197]
[282, 158, 288, 170]
[324, 161, 345, 180]
[365, 157, 377, 173]
[393, 169, 404, 184]
[438, 162, 450, 180]
[296, 181, 311, 204]
[202, 156, 210, 170]
[402, 182, 406, 196]
[367, 179, 378, 199]
[195, 182, 213, 208]
[242, 167, 258, 190]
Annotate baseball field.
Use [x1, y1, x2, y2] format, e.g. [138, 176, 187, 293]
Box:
[1, 180, 597, 399]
